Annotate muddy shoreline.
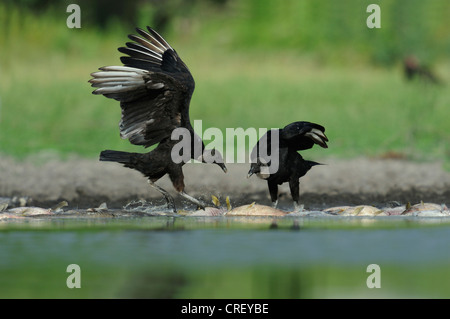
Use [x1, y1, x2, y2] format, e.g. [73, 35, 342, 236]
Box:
[1, 155, 450, 211]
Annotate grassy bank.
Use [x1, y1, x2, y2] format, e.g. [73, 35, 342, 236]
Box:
[0, 3, 449, 163]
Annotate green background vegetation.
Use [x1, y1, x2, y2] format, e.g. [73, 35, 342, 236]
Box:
[0, 0, 449, 162]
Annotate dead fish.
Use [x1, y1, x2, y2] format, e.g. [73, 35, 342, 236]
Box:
[226, 203, 288, 216]
[401, 202, 449, 216]
[4, 200, 69, 217]
[382, 205, 407, 216]
[323, 206, 352, 215]
[338, 205, 384, 216]
[190, 207, 227, 216]
[354, 205, 384, 216]
[6, 206, 53, 216]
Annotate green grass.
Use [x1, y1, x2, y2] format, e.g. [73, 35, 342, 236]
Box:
[1, 4, 449, 163]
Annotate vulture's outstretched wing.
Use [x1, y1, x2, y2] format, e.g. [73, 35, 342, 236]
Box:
[89, 27, 195, 147]
[280, 121, 328, 150]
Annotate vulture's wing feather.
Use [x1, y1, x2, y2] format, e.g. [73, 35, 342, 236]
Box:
[89, 27, 194, 148]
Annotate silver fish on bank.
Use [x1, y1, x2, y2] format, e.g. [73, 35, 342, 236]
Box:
[226, 203, 288, 216]
[401, 202, 450, 217]
[324, 205, 385, 216]
[190, 207, 227, 216]
[190, 197, 288, 217]
[5, 207, 53, 216]
[1, 201, 68, 218]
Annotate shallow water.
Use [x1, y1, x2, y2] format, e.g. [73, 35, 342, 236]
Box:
[1, 216, 450, 298]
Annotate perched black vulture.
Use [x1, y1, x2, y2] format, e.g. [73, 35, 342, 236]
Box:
[90, 27, 227, 212]
[247, 121, 328, 211]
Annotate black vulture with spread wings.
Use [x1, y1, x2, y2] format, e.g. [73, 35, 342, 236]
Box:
[89, 27, 227, 212]
[247, 121, 328, 211]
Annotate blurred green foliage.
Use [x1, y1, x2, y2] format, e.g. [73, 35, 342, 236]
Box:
[2, 0, 448, 64]
[228, 0, 449, 65]
[0, 1, 449, 160]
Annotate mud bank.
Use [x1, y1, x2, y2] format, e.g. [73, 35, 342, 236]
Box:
[1, 155, 450, 210]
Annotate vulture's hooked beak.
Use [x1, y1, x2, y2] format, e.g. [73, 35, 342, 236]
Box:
[218, 162, 228, 173]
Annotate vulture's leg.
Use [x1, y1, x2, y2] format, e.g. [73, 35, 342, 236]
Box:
[268, 180, 278, 208]
[289, 178, 304, 212]
[147, 180, 177, 213]
[169, 167, 217, 210]
[179, 191, 213, 210]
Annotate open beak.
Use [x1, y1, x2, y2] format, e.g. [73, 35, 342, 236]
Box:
[247, 168, 254, 179]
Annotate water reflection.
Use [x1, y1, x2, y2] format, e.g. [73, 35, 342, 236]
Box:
[1, 217, 450, 298]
